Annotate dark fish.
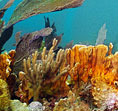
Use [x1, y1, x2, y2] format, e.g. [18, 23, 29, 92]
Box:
[44, 17, 63, 50]
[0, 9, 6, 19]
[0, 25, 13, 53]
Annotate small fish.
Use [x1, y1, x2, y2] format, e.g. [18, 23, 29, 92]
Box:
[0, 9, 6, 19]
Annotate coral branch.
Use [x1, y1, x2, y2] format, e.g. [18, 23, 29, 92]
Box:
[18, 38, 69, 101]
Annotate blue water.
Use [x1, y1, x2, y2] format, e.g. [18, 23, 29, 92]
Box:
[0, 0, 8, 9]
[2, 0, 118, 51]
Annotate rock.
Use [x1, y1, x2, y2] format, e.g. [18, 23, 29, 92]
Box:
[10, 100, 29, 111]
[28, 101, 43, 111]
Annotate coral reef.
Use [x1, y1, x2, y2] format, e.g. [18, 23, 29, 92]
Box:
[28, 101, 43, 111]
[1, 6, 118, 109]
[53, 91, 90, 111]
[0, 50, 15, 80]
[1, 37, 118, 110]
[8, 0, 84, 26]
[0, 79, 10, 111]
[10, 100, 29, 111]
[2, 0, 118, 110]
[65, 44, 108, 83]
[64, 43, 118, 110]
[91, 80, 118, 110]
[13, 27, 53, 74]
[15, 27, 53, 58]
[16, 38, 70, 102]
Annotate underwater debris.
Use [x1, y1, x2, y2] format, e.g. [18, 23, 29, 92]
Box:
[0, 79, 10, 111]
[17, 38, 69, 102]
[13, 27, 53, 74]
[8, 0, 84, 26]
[95, 23, 107, 45]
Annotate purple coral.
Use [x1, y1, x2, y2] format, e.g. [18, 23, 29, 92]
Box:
[106, 93, 118, 110]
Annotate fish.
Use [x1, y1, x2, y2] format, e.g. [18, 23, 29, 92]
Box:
[0, 9, 6, 19]
[0, 25, 13, 53]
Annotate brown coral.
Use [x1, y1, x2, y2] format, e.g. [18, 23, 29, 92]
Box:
[66, 44, 108, 83]
[64, 43, 118, 109]
[17, 38, 70, 102]
[53, 91, 90, 111]
[0, 79, 10, 111]
[0, 50, 15, 80]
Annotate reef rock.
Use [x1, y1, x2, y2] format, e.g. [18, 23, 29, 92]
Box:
[53, 91, 90, 111]
[28, 101, 43, 111]
[10, 100, 29, 111]
[16, 38, 70, 102]
[0, 79, 10, 111]
[8, 0, 84, 26]
[65, 42, 118, 110]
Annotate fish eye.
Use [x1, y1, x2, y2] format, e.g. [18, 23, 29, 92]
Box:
[114, 81, 118, 88]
